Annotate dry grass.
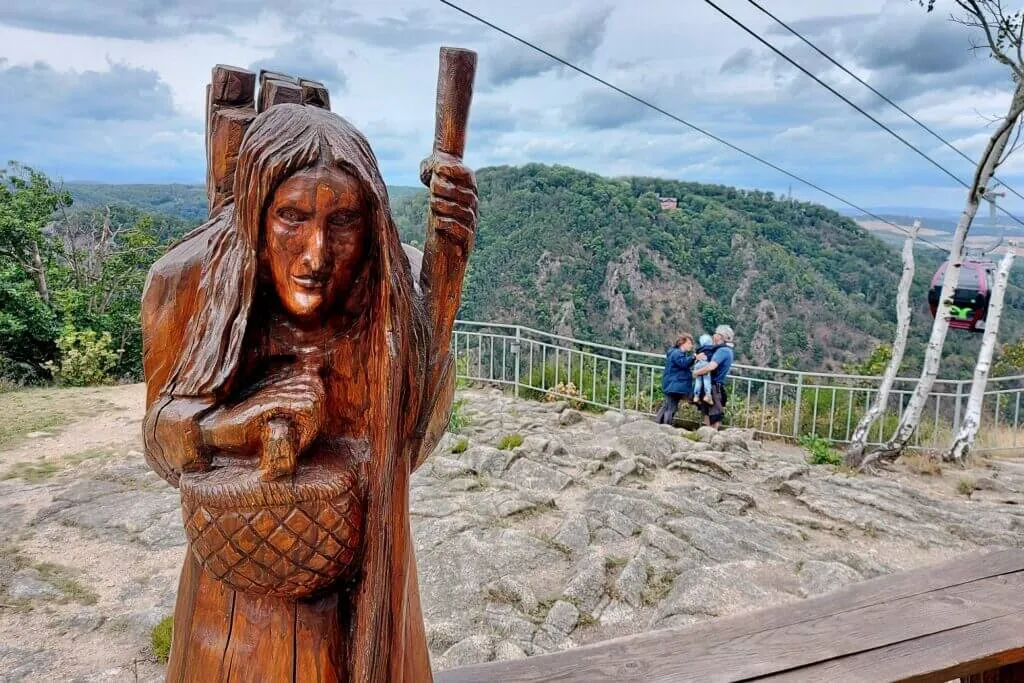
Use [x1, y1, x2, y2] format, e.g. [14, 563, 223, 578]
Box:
[902, 452, 943, 476]
[0, 387, 115, 450]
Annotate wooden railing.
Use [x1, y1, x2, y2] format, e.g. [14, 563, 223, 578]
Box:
[436, 549, 1024, 682]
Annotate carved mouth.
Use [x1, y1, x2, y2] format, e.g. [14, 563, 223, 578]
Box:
[292, 274, 328, 290]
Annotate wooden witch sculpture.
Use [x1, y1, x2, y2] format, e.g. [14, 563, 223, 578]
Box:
[140, 48, 477, 682]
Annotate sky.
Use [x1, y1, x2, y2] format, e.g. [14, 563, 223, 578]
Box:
[1, 0, 1022, 214]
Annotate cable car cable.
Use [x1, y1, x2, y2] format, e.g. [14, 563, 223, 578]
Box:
[700, 0, 1024, 231]
[438, 0, 952, 253]
[741, 0, 1024, 209]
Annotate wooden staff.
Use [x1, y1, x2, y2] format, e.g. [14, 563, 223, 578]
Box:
[421, 46, 478, 373]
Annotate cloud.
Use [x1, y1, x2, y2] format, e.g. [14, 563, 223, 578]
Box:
[568, 87, 651, 130]
[0, 58, 197, 182]
[306, 7, 480, 51]
[0, 0, 295, 39]
[721, 47, 755, 74]
[482, 3, 613, 88]
[249, 39, 348, 93]
[0, 58, 175, 123]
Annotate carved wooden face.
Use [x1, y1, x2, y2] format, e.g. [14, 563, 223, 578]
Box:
[262, 165, 370, 321]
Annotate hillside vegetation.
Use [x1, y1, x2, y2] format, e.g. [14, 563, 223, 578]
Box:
[394, 164, 1024, 377]
[4, 161, 1022, 387]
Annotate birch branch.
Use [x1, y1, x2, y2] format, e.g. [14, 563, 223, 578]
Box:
[947, 247, 1016, 461]
[845, 221, 918, 469]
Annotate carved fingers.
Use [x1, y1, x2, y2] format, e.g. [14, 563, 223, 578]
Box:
[420, 151, 478, 247]
[259, 373, 327, 457]
[205, 64, 333, 216]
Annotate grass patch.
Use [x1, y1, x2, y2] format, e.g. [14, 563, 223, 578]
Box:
[683, 431, 701, 442]
[799, 434, 842, 466]
[63, 449, 111, 465]
[957, 478, 976, 496]
[152, 616, 173, 663]
[497, 434, 524, 451]
[34, 562, 98, 605]
[3, 461, 61, 483]
[450, 437, 469, 454]
[641, 567, 679, 606]
[506, 499, 556, 521]
[3, 448, 118, 482]
[537, 533, 572, 556]
[903, 452, 942, 476]
[447, 398, 471, 434]
[604, 555, 629, 570]
[528, 596, 559, 623]
[0, 387, 115, 450]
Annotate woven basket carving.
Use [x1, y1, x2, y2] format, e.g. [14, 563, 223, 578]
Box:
[180, 463, 364, 599]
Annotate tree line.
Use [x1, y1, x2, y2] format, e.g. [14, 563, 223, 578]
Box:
[0, 162, 188, 387]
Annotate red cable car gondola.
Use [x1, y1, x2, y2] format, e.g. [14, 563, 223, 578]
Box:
[926, 186, 1005, 333]
[927, 258, 995, 332]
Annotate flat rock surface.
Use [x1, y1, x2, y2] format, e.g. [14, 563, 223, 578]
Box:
[0, 384, 1022, 680]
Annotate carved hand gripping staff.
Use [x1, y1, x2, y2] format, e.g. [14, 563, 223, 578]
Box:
[141, 48, 477, 682]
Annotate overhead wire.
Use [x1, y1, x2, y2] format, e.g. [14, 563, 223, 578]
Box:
[437, 0, 952, 252]
[741, 0, 1024, 208]
[700, 0, 1024, 231]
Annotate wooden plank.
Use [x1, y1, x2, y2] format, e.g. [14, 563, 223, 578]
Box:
[436, 552, 1024, 683]
[752, 611, 1024, 683]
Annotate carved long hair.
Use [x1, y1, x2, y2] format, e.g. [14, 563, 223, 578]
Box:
[162, 104, 426, 682]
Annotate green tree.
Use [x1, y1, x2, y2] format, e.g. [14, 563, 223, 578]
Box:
[0, 162, 71, 303]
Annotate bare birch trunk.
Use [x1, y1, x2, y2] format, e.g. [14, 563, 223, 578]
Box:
[845, 221, 918, 469]
[947, 248, 1015, 461]
[877, 80, 1024, 459]
[29, 241, 49, 304]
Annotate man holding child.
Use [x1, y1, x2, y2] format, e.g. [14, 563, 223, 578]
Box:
[657, 324, 735, 429]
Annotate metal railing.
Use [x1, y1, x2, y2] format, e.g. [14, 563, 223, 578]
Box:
[451, 321, 1024, 455]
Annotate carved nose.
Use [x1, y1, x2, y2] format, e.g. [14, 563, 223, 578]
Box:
[302, 227, 328, 274]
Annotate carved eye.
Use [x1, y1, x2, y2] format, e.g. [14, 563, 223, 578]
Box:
[278, 207, 304, 223]
[329, 211, 359, 229]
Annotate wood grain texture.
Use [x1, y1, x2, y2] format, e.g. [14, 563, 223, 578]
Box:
[758, 612, 1024, 683]
[143, 50, 477, 682]
[436, 551, 1024, 683]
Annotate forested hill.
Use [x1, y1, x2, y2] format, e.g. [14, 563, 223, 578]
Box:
[64, 165, 1024, 378]
[64, 182, 423, 223]
[392, 164, 1024, 377]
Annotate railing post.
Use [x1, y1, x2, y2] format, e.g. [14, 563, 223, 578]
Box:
[619, 349, 627, 412]
[793, 372, 804, 438]
[953, 380, 964, 435]
[513, 326, 521, 399]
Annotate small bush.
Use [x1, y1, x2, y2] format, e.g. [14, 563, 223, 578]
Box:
[800, 434, 842, 466]
[450, 437, 469, 454]
[447, 398, 470, 434]
[957, 478, 976, 496]
[152, 616, 173, 663]
[903, 452, 942, 476]
[497, 434, 524, 450]
[45, 325, 118, 387]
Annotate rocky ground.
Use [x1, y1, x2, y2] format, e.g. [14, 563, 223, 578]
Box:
[0, 385, 1022, 681]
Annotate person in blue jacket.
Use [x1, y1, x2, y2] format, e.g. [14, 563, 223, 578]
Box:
[655, 333, 695, 425]
[693, 324, 736, 429]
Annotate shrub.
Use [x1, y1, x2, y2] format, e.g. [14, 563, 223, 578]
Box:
[447, 398, 470, 434]
[497, 434, 524, 450]
[450, 437, 469, 454]
[800, 434, 842, 466]
[151, 616, 173, 663]
[45, 325, 118, 386]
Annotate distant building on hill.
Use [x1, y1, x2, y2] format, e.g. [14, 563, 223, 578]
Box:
[658, 196, 678, 210]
